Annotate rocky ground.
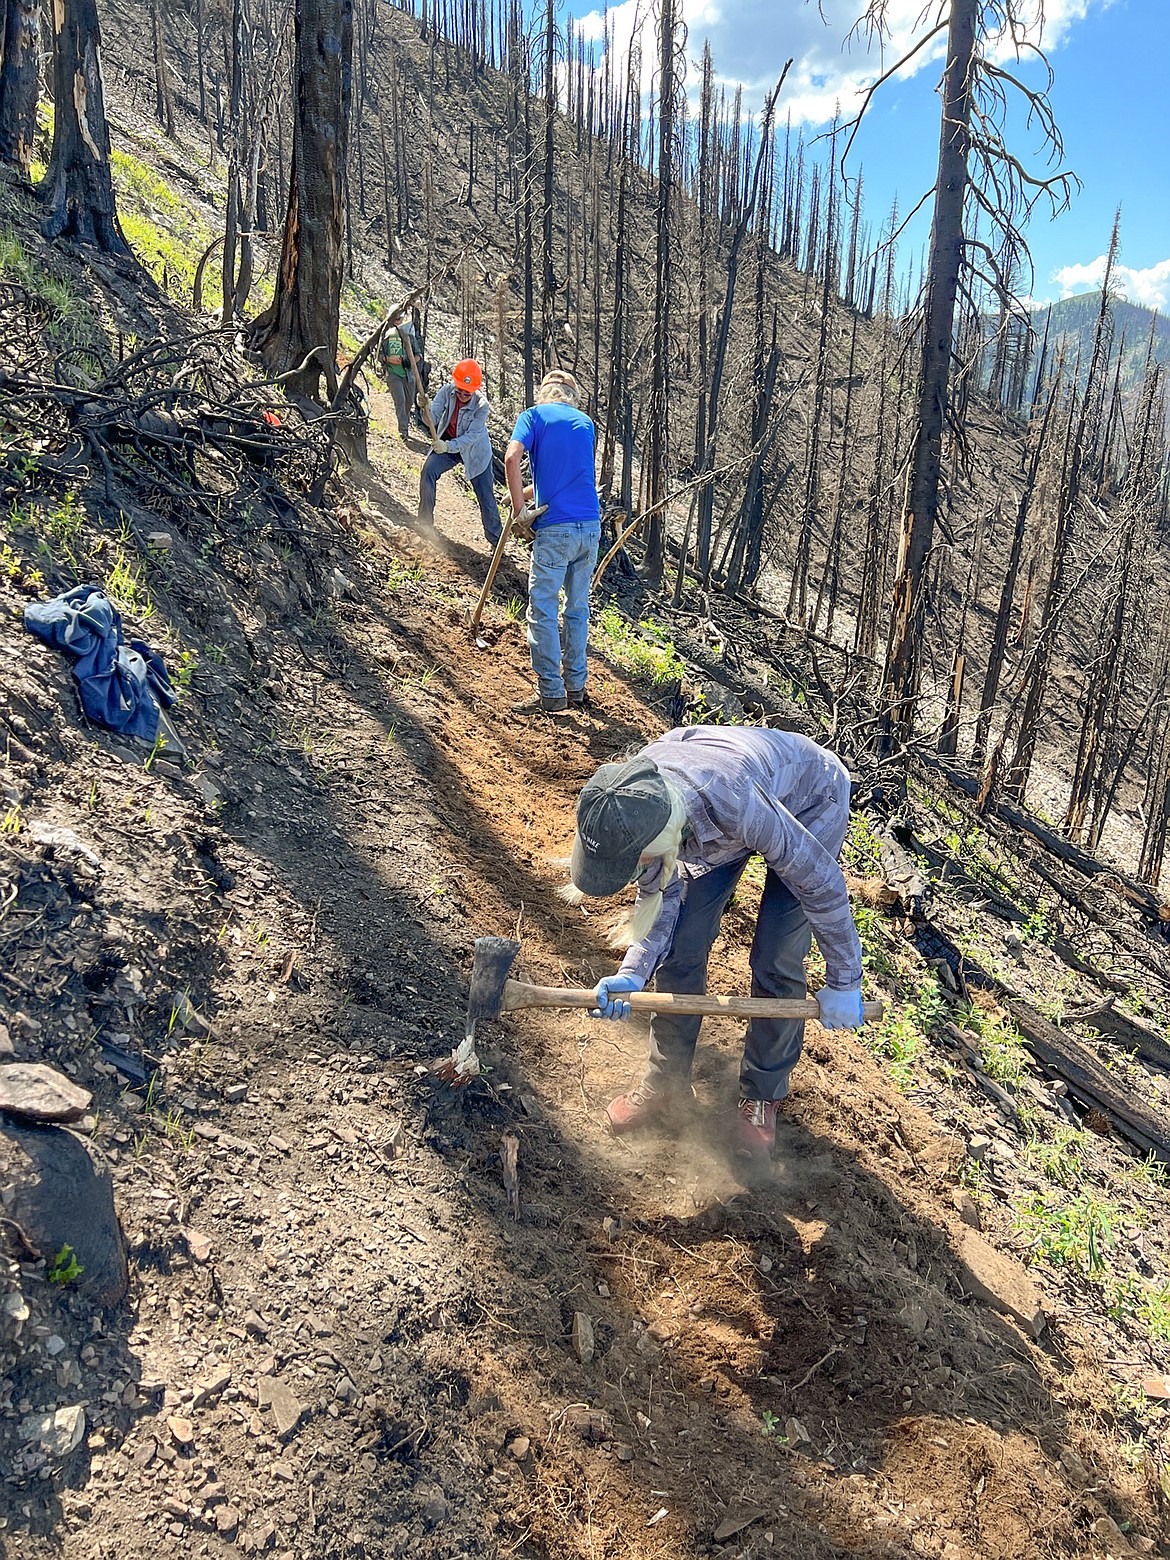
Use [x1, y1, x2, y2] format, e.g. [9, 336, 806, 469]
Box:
[2, 381, 1170, 1560]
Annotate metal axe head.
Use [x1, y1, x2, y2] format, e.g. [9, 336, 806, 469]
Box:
[466, 936, 521, 1026]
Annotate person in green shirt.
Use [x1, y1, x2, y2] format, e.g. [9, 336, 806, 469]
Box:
[380, 323, 419, 438]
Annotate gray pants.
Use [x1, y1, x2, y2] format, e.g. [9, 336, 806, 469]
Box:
[387, 373, 415, 436]
[645, 856, 812, 1102]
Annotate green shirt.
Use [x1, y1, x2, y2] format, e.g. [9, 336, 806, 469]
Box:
[382, 328, 409, 380]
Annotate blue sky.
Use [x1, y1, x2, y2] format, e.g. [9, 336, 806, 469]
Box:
[563, 0, 1170, 311]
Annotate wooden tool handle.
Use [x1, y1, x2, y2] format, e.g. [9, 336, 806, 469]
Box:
[501, 980, 883, 1023]
[469, 505, 549, 636]
[470, 512, 516, 634]
[398, 330, 437, 440]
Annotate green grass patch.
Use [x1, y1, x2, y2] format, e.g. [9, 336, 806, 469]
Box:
[593, 605, 685, 686]
[960, 1001, 1029, 1088]
[843, 812, 884, 877]
[109, 148, 223, 310]
[1024, 1125, 1088, 1188]
[104, 543, 154, 621]
[864, 973, 947, 1091]
[0, 226, 103, 355]
[869, 1009, 926, 1090]
[1015, 1189, 1121, 1275]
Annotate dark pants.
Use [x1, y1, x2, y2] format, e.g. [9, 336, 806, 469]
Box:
[645, 857, 812, 1102]
[418, 451, 502, 545]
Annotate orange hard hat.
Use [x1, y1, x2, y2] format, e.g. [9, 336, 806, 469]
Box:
[452, 359, 483, 393]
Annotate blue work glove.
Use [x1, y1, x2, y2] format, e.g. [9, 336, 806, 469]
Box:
[591, 973, 645, 1021]
[816, 986, 865, 1030]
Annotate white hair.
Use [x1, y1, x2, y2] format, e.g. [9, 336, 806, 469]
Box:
[608, 781, 688, 947]
[535, 370, 581, 407]
[558, 781, 688, 940]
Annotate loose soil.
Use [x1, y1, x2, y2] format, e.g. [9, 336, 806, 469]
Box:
[1, 396, 1168, 1560]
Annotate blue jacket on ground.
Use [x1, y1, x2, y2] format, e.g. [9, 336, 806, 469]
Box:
[510, 402, 600, 530]
[24, 585, 175, 742]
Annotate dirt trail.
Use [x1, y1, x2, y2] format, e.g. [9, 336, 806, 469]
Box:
[0, 399, 1163, 1560]
[333, 409, 1162, 1557]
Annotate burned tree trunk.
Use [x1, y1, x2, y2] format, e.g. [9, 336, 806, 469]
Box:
[151, 0, 176, 137]
[41, 0, 130, 251]
[539, 0, 556, 371]
[1008, 233, 1119, 799]
[251, 0, 353, 402]
[880, 0, 976, 744]
[643, 0, 677, 588]
[972, 381, 1057, 768]
[0, 0, 41, 173]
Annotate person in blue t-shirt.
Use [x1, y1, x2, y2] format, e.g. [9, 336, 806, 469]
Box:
[504, 370, 602, 717]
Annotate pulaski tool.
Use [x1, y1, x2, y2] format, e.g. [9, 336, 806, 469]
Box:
[433, 936, 885, 1087]
[469, 504, 548, 646]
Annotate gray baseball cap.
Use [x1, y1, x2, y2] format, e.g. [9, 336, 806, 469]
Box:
[570, 757, 672, 898]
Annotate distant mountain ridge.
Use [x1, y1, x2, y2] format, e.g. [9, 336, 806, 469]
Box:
[1030, 291, 1170, 394]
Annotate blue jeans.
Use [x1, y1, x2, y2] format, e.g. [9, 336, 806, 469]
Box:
[645, 858, 812, 1102]
[419, 452, 502, 544]
[526, 523, 601, 700]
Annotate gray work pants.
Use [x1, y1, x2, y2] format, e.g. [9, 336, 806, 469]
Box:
[644, 857, 812, 1102]
[387, 373, 415, 436]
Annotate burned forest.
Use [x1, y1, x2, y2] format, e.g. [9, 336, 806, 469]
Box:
[2, 0, 1170, 1557]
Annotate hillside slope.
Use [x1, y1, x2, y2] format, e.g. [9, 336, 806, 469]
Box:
[2, 161, 1170, 1556]
[82, 0, 1170, 884]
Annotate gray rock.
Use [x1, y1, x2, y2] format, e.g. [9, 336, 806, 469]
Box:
[27, 821, 102, 870]
[954, 1190, 982, 1230]
[259, 1376, 305, 1439]
[21, 1404, 86, 1460]
[966, 1134, 992, 1162]
[571, 1312, 595, 1365]
[956, 1228, 1046, 1338]
[192, 1369, 231, 1409]
[713, 1507, 766, 1543]
[0, 1121, 128, 1307]
[215, 1505, 241, 1539]
[416, 1485, 449, 1525]
[0, 1064, 92, 1123]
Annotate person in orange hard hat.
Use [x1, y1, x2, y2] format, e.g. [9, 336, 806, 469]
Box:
[417, 359, 502, 545]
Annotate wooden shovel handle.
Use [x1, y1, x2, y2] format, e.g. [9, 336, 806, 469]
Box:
[469, 504, 548, 636]
[398, 329, 437, 440]
[470, 511, 516, 634]
[501, 980, 883, 1023]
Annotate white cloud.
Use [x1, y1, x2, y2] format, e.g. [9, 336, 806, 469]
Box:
[1052, 255, 1170, 312]
[574, 0, 1110, 126]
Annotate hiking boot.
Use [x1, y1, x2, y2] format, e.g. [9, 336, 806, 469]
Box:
[733, 1098, 781, 1161]
[566, 687, 591, 709]
[605, 1079, 689, 1136]
[511, 693, 568, 716]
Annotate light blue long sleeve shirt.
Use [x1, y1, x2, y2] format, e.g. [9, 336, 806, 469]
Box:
[616, 726, 863, 991]
[429, 385, 494, 481]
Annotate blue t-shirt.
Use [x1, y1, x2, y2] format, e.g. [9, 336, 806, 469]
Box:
[510, 403, 601, 528]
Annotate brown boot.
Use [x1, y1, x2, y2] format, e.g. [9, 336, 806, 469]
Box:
[605, 1079, 690, 1136]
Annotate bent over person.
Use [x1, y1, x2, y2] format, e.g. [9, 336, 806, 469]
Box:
[565, 725, 867, 1161]
[419, 359, 502, 547]
[504, 371, 601, 717]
